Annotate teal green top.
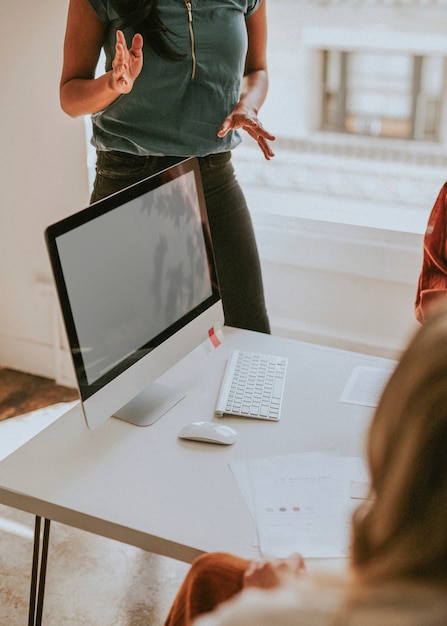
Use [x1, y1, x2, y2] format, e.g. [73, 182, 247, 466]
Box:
[88, 0, 263, 156]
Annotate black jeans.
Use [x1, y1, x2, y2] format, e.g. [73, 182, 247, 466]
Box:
[91, 150, 270, 333]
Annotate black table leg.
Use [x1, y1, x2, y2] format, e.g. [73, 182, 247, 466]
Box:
[28, 516, 51, 626]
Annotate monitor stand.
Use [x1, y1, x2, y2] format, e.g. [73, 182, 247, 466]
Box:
[113, 383, 186, 427]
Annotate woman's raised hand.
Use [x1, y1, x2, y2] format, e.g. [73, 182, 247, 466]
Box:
[111, 30, 144, 94]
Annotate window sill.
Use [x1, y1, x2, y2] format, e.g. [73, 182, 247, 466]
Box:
[232, 135, 443, 237]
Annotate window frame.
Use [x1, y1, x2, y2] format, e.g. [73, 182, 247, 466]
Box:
[321, 49, 446, 142]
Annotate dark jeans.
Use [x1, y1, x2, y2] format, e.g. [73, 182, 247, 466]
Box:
[91, 150, 270, 333]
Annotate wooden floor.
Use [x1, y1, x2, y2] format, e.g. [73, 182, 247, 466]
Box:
[0, 367, 79, 422]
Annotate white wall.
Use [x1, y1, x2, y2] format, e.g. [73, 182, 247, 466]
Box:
[0, 1, 90, 377]
[253, 207, 423, 360]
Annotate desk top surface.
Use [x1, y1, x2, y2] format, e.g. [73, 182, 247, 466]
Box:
[0, 329, 394, 563]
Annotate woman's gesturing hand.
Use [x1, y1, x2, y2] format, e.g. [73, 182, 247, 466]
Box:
[111, 30, 144, 94]
[218, 106, 276, 161]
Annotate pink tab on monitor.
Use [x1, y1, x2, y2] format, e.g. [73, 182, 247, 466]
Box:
[208, 326, 221, 348]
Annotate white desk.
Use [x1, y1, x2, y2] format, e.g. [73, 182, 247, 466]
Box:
[0, 328, 394, 619]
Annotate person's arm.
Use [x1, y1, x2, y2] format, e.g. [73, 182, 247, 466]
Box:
[217, 1, 275, 160]
[193, 556, 306, 626]
[60, 0, 144, 117]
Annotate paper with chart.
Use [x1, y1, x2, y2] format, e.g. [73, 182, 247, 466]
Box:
[231, 452, 368, 559]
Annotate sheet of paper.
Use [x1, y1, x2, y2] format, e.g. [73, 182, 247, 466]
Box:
[231, 452, 368, 559]
[339, 365, 394, 407]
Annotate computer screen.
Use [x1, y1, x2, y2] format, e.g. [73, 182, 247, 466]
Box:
[46, 157, 224, 429]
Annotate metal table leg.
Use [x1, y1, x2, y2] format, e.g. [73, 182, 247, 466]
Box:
[28, 516, 51, 626]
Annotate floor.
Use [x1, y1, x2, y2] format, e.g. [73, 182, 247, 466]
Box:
[0, 367, 79, 422]
[0, 369, 189, 625]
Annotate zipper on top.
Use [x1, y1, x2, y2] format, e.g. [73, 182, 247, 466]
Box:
[185, 1, 197, 80]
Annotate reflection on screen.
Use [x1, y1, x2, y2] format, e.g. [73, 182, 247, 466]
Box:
[56, 171, 212, 385]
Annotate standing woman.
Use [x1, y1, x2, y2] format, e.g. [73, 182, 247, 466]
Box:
[60, 0, 275, 333]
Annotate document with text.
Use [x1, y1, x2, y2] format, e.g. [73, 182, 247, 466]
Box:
[231, 452, 369, 559]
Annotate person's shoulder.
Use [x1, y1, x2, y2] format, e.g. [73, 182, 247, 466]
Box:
[194, 572, 447, 626]
[194, 572, 346, 626]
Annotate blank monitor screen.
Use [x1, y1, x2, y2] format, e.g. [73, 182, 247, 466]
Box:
[46, 157, 223, 429]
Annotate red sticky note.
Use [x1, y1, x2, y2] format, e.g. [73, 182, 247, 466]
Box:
[208, 327, 221, 348]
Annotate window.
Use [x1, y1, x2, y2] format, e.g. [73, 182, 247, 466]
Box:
[322, 50, 446, 141]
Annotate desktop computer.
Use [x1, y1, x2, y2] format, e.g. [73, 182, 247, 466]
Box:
[46, 157, 224, 429]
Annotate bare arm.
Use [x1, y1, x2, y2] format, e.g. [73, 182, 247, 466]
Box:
[60, 0, 143, 117]
[218, 1, 275, 160]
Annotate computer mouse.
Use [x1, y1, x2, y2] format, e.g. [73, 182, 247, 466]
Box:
[178, 421, 237, 445]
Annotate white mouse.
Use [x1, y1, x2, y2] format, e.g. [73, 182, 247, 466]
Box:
[178, 421, 237, 445]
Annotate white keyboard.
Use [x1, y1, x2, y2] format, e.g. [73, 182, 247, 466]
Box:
[214, 350, 288, 421]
